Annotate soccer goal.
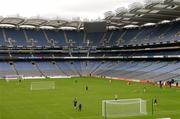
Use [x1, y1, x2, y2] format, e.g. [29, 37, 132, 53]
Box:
[102, 98, 147, 118]
[30, 81, 55, 90]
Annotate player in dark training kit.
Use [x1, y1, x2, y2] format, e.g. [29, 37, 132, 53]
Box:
[85, 85, 88, 91]
[73, 97, 78, 109]
[154, 97, 158, 105]
[78, 102, 82, 111]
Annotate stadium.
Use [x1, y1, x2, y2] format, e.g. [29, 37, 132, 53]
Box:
[0, 0, 180, 119]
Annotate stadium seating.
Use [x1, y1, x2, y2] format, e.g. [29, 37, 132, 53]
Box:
[0, 21, 179, 47]
[0, 29, 7, 46]
[45, 30, 67, 46]
[15, 62, 42, 77]
[0, 60, 180, 82]
[65, 30, 84, 46]
[4, 28, 28, 46]
[0, 20, 179, 83]
[25, 29, 48, 46]
[0, 62, 16, 78]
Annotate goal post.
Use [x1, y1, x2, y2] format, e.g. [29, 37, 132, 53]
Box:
[102, 98, 147, 118]
[30, 81, 55, 90]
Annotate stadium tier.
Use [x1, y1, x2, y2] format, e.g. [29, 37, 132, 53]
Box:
[0, 21, 179, 47]
[0, 61, 180, 83]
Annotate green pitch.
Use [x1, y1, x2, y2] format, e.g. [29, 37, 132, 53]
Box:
[0, 77, 180, 119]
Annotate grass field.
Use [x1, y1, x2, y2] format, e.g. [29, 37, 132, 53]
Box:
[0, 77, 180, 119]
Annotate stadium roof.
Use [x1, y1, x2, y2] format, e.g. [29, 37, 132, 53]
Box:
[106, 0, 180, 27]
[0, 0, 179, 29]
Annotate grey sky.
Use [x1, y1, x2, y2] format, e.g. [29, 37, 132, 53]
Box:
[0, 0, 145, 20]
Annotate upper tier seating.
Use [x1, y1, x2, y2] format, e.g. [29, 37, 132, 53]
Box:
[0, 21, 179, 47]
[4, 28, 28, 46]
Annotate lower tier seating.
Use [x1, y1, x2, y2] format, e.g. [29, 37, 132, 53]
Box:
[0, 61, 179, 83]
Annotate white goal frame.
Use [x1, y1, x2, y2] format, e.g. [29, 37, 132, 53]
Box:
[102, 98, 147, 118]
[30, 81, 55, 90]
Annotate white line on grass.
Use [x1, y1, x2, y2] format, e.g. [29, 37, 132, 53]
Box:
[61, 111, 75, 119]
[155, 110, 180, 115]
[78, 115, 100, 119]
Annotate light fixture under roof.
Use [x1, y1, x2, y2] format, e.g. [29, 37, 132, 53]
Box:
[176, 17, 180, 21]
[137, 9, 150, 13]
[135, 14, 144, 17]
[143, 23, 156, 26]
[123, 13, 135, 17]
[167, 5, 178, 9]
[149, 10, 160, 13]
[123, 18, 131, 20]
[160, 20, 170, 23]
[123, 25, 139, 28]
[132, 22, 139, 24]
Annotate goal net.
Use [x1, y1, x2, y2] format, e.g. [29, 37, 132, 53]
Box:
[30, 81, 55, 90]
[102, 98, 147, 118]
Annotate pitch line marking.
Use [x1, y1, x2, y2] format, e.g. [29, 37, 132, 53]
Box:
[61, 111, 75, 119]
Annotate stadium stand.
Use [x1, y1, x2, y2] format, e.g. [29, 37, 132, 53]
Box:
[0, 20, 179, 82]
[0, 21, 179, 48]
[0, 0, 180, 85]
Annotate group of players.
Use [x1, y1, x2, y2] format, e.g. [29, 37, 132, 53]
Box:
[73, 79, 159, 113]
[73, 97, 82, 111]
[73, 85, 88, 112]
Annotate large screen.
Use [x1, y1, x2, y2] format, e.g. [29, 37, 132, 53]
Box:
[84, 22, 107, 32]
